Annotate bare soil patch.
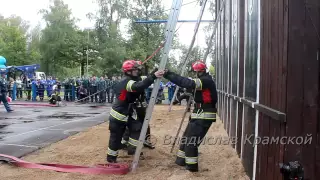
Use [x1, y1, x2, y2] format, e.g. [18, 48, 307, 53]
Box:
[0, 105, 249, 180]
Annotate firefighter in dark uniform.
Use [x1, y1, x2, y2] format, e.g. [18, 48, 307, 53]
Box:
[0, 71, 13, 112]
[90, 76, 98, 102]
[49, 84, 61, 105]
[163, 60, 217, 172]
[106, 60, 164, 163]
[24, 77, 32, 101]
[37, 79, 45, 101]
[121, 60, 155, 150]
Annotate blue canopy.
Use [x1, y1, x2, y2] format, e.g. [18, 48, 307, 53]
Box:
[13, 64, 40, 72]
[0, 64, 40, 77]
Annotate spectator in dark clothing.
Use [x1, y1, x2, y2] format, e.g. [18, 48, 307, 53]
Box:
[78, 85, 88, 103]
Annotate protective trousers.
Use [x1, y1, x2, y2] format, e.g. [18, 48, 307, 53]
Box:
[121, 106, 150, 147]
[175, 118, 213, 172]
[0, 94, 12, 112]
[106, 116, 142, 163]
[122, 125, 151, 146]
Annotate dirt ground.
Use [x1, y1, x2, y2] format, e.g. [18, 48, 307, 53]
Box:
[0, 105, 250, 180]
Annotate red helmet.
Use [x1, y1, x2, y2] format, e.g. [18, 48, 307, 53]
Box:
[122, 60, 139, 72]
[191, 60, 207, 72]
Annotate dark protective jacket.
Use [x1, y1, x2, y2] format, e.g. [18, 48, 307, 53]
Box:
[164, 71, 217, 120]
[0, 78, 7, 94]
[109, 74, 156, 122]
[135, 76, 148, 121]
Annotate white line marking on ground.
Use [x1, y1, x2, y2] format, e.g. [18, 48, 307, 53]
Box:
[0, 143, 39, 148]
[44, 129, 65, 131]
[4, 112, 109, 139]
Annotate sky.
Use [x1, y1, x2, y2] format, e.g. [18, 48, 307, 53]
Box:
[0, 0, 215, 64]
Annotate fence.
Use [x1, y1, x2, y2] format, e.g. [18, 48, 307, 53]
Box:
[7, 84, 77, 102]
[6, 84, 172, 104]
[215, 0, 320, 179]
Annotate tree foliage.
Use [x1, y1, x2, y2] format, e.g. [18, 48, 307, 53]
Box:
[0, 15, 30, 65]
[176, 45, 204, 77]
[39, 0, 79, 75]
[202, 0, 216, 67]
[0, 0, 197, 78]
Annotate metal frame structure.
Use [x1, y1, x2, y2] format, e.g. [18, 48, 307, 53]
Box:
[168, 0, 209, 112]
[131, 0, 210, 172]
[202, 0, 226, 63]
[135, 20, 214, 23]
[131, 0, 184, 172]
[168, 0, 209, 151]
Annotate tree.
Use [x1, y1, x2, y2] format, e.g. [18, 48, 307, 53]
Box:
[209, 64, 215, 76]
[27, 23, 42, 64]
[202, 0, 216, 66]
[74, 29, 100, 77]
[0, 15, 30, 35]
[91, 0, 129, 77]
[0, 16, 29, 65]
[126, 0, 169, 74]
[177, 45, 204, 77]
[94, 26, 126, 77]
[39, 0, 81, 76]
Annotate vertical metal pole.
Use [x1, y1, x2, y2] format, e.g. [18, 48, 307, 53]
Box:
[130, 0, 183, 172]
[86, 30, 89, 77]
[168, 0, 208, 112]
[253, 0, 261, 178]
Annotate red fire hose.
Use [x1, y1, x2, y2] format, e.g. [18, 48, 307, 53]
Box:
[0, 154, 130, 175]
[8, 103, 57, 107]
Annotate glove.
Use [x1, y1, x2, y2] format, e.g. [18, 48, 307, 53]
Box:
[163, 69, 172, 78]
[150, 72, 157, 80]
[149, 68, 159, 80]
[150, 68, 158, 75]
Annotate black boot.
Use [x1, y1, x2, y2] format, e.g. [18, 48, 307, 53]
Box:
[120, 142, 128, 150]
[127, 145, 144, 157]
[106, 156, 117, 163]
[127, 145, 138, 155]
[186, 164, 198, 172]
[175, 156, 185, 167]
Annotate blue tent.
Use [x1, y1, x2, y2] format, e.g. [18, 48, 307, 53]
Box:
[0, 56, 40, 78]
[13, 64, 40, 72]
[0, 64, 40, 78]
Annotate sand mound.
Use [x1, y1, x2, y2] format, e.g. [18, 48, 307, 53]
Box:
[0, 105, 249, 180]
